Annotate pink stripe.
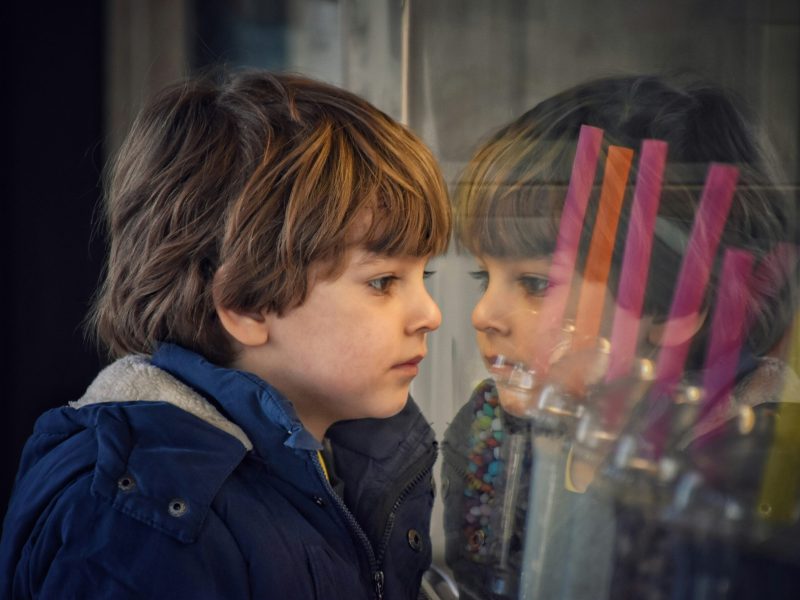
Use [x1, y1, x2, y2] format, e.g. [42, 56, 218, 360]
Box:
[647, 164, 739, 455]
[652, 165, 739, 393]
[531, 125, 603, 371]
[605, 140, 668, 382]
[695, 249, 753, 443]
[692, 243, 797, 447]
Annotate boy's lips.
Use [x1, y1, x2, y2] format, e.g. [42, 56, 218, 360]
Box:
[391, 355, 425, 376]
[485, 354, 513, 368]
[485, 354, 524, 376]
[393, 355, 424, 368]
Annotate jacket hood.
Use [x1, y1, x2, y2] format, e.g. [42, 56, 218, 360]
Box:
[71, 354, 253, 450]
[8, 345, 325, 546]
[150, 343, 322, 453]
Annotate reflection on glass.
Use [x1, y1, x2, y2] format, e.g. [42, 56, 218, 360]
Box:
[442, 75, 800, 599]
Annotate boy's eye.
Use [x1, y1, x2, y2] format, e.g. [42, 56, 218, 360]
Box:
[469, 270, 489, 292]
[423, 270, 435, 280]
[519, 275, 550, 296]
[368, 276, 398, 293]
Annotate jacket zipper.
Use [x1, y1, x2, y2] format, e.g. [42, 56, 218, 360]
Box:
[374, 449, 438, 568]
[312, 454, 385, 599]
[313, 446, 437, 600]
[440, 441, 470, 481]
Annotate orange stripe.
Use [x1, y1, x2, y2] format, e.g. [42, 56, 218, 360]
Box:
[573, 146, 633, 348]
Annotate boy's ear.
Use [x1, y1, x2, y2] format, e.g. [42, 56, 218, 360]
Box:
[212, 265, 270, 347]
[645, 310, 707, 348]
[215, 305, 270, 347]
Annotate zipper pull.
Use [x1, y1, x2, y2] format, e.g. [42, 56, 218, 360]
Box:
[373, 570, 385, 600]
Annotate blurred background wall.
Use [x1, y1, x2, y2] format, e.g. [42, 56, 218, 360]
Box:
[4, 0, 798, 565]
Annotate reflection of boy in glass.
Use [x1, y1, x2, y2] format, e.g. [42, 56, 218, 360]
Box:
[442, 75, 797, 599]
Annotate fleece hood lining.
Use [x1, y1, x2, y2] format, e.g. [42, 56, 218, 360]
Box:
[71, 355, 253, 451]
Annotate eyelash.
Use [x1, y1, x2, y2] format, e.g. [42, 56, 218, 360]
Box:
[469, 270, 489, 292]
[519, 275, 550, 296]
[368, 276, 399, 294]
[469, 270, 550, 297]
[368, 270, 435, 294]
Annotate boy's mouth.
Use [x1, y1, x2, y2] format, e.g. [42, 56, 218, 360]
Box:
[393, 355, 424, 368]
[485, 354, 513, 369]
[485, 354, 525, 378]
[391, 355, 425, 375]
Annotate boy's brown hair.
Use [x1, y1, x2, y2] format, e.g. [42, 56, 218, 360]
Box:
[91, 70, 451, 365]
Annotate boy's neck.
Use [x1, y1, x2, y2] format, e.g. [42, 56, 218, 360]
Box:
[230, 352, 329, 443]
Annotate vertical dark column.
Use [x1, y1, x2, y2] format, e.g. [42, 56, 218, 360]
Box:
[2, 2, 105, 518]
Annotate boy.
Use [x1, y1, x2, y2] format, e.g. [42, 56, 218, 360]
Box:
[0, 70, 451, 599]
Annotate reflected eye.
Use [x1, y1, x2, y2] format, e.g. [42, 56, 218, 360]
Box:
[368, 276, 398, 294]
[519, 275, 550, 296]
[469, 270, 489, 292]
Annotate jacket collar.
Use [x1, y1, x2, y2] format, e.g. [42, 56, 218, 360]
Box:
[150, 343, 323, 453]
[67, 344, 326, 544]
[73, 353, 253, 450]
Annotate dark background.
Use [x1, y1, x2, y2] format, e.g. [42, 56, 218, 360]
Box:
[3, 2, 106, 520]
[0, 0, 289, 523]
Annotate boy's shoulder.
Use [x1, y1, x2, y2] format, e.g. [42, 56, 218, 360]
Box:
[17, 396, 250, 545]
[9, 355, 257, 546]
[1, 394, 261, 598]
[4, 401, 332, 599]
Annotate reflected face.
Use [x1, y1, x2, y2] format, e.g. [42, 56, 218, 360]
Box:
[470, 255, 553, 381]
[471, 254, 657, 414]
[471, 254, 614, 411]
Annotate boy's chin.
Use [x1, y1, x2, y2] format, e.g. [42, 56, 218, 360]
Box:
[371, 392, 410, 419]
[496, 386, 534, 418]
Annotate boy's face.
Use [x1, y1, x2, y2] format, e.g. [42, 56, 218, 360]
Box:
[470, 255, 553, 381]
[241, 248, 441, 439]
[471, 254, 614, 413]
[471, 254, 668, 415]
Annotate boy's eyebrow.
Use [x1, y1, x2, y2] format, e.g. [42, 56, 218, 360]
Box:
[353, 251, 431, 267]
[354, 251, 389, 266]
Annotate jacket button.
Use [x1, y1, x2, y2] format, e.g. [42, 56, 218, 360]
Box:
[407, 529, 423, 552]
[168, 498, 189, 517]
[117, 474, 136, 492]
[312, 496, 325, 507]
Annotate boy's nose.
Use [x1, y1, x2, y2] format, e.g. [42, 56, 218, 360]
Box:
[471, 289, 510, 335]
[408, 285, 442, 334]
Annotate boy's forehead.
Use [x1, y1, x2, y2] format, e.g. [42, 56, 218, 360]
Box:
[352, 248, 397, 266]
[351, 247, 429, 266]
[353, 247, 387, 263]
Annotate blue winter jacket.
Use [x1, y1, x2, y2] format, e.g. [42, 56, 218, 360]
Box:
[0, 344, 437, 599]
